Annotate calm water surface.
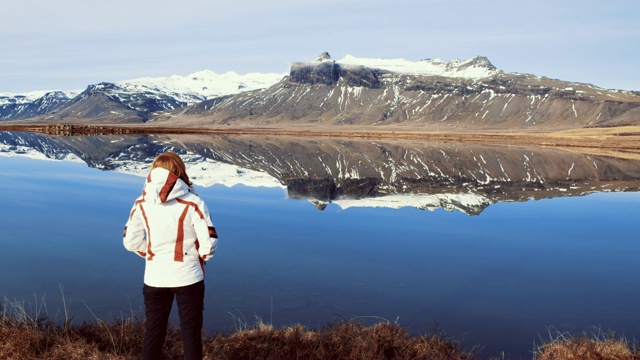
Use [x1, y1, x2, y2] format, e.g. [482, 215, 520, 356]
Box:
[1, 144, 639, 358]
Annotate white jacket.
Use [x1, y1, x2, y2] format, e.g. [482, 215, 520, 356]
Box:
[123, 167, 218, 288]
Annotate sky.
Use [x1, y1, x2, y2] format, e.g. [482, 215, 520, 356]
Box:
[1, 0, 639, 93]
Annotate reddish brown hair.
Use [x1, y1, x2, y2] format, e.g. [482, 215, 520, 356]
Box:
[151, 151, 192, 187]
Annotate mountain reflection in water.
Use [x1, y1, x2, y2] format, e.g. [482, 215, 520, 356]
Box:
[2, 131, 639, 215]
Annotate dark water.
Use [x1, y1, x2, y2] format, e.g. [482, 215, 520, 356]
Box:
[1, 133, 640, 358]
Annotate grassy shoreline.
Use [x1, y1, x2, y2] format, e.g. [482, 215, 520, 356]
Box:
[2, 123, 640, 156]
[2, 299, 638, 360]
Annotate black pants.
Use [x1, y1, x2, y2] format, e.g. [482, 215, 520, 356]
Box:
[142, 280, 205, 360]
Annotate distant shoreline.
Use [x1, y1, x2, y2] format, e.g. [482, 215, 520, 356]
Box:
[2, 123, 640, 156]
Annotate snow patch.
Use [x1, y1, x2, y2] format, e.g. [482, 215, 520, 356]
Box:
[115, 70, 286, 105]
[332, 192, 489, 215]
[337, 55, 498, 80]
[111, 154, 284, 189]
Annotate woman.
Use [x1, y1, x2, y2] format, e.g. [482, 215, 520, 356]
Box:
[123, 151, 218, 360]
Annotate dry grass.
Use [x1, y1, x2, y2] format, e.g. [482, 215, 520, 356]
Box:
[534, 328, 640, 360]
[3, 298, 639, 360]
[1, 298, 476, 360]
[204, 321, 477, 360]
[0, 297, 146, 360]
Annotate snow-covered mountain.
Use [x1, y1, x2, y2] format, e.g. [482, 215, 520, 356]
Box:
[0, 70, 285, 122]
[170, 52, 640, 129]
[3, 51, 639, 128]
[0, 90, 79, 105]
[2, 132, 639, 215]
[115, 70, 286, 105]
[0, 90, 79, 120]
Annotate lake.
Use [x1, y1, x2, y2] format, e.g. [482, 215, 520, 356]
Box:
[1, 131, 639, 358]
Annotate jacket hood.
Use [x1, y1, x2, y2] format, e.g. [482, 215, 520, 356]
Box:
[142, 167, 191, 204]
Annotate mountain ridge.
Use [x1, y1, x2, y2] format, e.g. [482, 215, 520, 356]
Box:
[1, 69, 286, 122]
[160, 53, 640, 130]
[2, 52, 639, 129]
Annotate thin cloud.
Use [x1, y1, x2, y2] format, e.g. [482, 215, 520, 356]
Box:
[1, 0, 638, 92]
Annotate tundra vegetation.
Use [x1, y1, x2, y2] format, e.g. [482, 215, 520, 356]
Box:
[1, 299, 638, 360]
